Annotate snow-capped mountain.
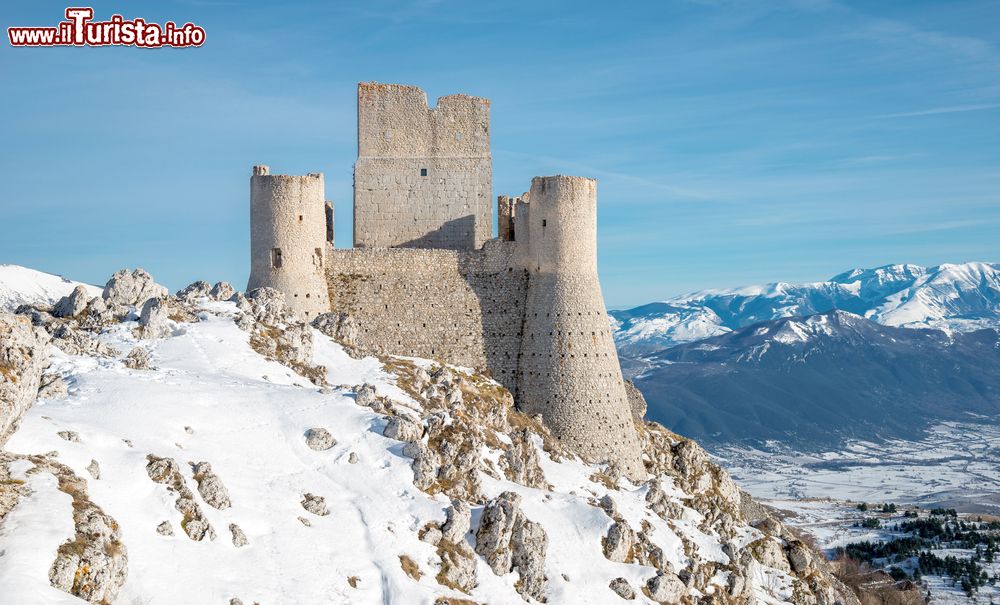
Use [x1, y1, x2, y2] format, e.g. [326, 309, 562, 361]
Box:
[632, 309, 1000, 449]
[0, 265, 101, 312]
[0, 266, 866, 605]
[612, 262, 1000, 357]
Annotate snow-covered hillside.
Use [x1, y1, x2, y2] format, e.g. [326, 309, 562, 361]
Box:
[612, 262, 1000, 355]
[0, 265, 101, 312]
[0, 268, 866, 604]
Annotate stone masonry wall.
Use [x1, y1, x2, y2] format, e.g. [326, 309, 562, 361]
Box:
[248, 166, 330, 319]
[325, 241, 527, 393]
[516, 176, 644, 476]
[354, 82, 492, 250]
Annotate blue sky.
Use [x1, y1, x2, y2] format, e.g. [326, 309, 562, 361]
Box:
[1, 0, 997, 308]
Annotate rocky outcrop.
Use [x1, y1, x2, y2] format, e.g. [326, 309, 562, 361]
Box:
[35, 457, 128, 604]
[137, 298, 171, 339]
[102, 268, 167, 309]
[0, 313, 50, 447]
[145, 455, 216, 541]
[191, 461, 231, 510]
[210, 281, 235, 301]
[474, 491, 548, 602]
[237, 288, 327, 386]
[623, 379, 647, 423]
[52, 285, 91, 319]
[50, 324, 119, 357]
[176, 281, 212, 303]
[500, 428, 548, 489]
[311, 312, 361, 352]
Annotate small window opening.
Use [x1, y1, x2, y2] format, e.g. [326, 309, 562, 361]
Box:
[298, 215, 303, 222]
[420, 168, 428, 177]
[271, 248, 283, 268]
[542, 219, 547, 227]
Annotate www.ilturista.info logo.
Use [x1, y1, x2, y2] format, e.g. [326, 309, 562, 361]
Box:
[8, 7, 205, 48]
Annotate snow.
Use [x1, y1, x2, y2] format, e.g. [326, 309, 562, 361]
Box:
[0, 293, 802, 604]
[0, 265, 101, 311]
[613, 261, 1000, 352]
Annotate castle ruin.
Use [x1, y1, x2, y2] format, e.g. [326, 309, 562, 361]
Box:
[248, 82, 643, 476]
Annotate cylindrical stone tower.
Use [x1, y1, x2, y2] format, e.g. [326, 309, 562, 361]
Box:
[516, 175, 644, 477]
[248, 165, 330, 319]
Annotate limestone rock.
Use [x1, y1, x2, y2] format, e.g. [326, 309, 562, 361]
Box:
[311, 312, 361, 348]
[383, 416, 423, 443]
[501, 428, 548, 489]
[191, 461, 231, 510]
[305, 427, 336, 451]
[441, 500, 471, 544]
[348, 452, 359, 464]
[623, 379, 647, 423]
[242, 287, 290, 324]
[50, 324, 119, 357]
[609, 577, 635, 600]
[124, 347, 152, 370]
[102, 268, 168, 308]
[138, 298, 171, 338]
[86, 460, 100, 480]
[511, 518, 548, 602]
[229, 523, 249, 548]
[38, 373, 69, 400]
[52, 285, 90, 318]
[420, 524, 443, 546]
[354, 383, 378, 407]
[145, 454, 215, 542]
[43, 460, 128, 604]
[603, 520, 636, 563]
[210, 281, 235, 301]
[598, 494, 618, 519]
[475, 491, 522, 574]
[57, 430, 80, 442]
[156, 521, 174, 536]
[750, 537, 791, 573]
[436, 541, 478, 594]
[0, 313, 51, 446]
[787, 540, 813, 573]
[301, 493, 329, 516]
[475, 490, 548, 601]
[645, 571, 686, 603]
[402, 442, 439, 489]
[176, 281, 212, 302]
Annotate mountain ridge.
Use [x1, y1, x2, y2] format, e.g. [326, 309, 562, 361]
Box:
[612, 261, 1000, 358]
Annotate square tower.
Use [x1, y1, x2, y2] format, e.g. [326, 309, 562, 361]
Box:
[353, 82, 492, 250]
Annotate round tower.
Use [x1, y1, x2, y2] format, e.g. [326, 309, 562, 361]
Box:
[248, 165, 330, 318]
[516, 175, 644, 477]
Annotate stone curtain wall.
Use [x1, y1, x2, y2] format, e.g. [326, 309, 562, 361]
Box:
[515, 176, 644, 476]
[325, 241, 527, 393]
[248, 167, 330, 318]
[354, 83, 492, 250]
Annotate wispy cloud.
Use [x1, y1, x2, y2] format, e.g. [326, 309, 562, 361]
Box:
[876, 103, 1000, 119]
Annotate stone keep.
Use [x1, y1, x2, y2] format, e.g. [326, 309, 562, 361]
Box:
[354, 82, 493, 250]
[247, 166, 330, 318]
[515, 176, 644, 476]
